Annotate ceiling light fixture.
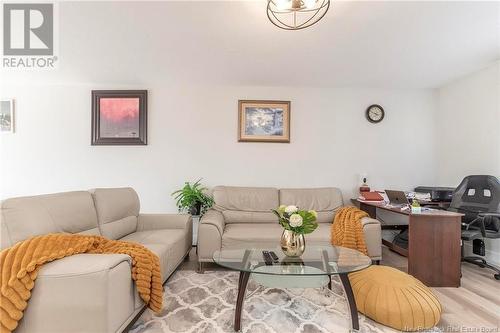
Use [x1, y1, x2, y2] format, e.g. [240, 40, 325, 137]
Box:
[267, 0, 330, 30]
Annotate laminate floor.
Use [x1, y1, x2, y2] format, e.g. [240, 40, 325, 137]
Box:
[380, 246, 500, 332]
[179, 246, 500, 332]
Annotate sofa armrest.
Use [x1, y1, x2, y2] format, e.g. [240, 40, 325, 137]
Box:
[197, 210, 225, 262]
[137, 213, 192, 231]
[361, 216, 380, 227]
[199, 210, 225, 235]
[361, 217, 382, 260]
[15, 254, 135, 333]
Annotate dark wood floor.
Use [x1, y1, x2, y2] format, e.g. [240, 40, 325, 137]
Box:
[180, 246, 500, 332]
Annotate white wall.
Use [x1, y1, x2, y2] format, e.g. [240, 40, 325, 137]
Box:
[436, 62, 500, 265]
[0, 83, 437, 213]
[436, 62, 500, 185]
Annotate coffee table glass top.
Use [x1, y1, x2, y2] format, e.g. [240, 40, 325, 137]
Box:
[213, 245, 371, 276]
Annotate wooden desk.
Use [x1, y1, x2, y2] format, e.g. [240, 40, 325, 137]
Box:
[418, 200, 451, 210]
[357, 200, 463, 287]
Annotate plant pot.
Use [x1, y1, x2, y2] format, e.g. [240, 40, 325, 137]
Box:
[280, 230, 306, 257]
[189, 203, 202, 216]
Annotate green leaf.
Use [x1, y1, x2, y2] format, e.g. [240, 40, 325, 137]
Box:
[171, 178, 214, 214]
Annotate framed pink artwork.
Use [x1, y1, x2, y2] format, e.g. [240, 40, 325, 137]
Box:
[91, 90, 147, 145]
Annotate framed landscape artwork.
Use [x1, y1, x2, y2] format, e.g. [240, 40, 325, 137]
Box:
[91, 90, 147, 145]
[0, 99, 15, 133]
[238, 100, 290, 143]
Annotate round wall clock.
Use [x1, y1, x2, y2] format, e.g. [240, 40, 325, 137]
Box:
[366, 104, 385, 123]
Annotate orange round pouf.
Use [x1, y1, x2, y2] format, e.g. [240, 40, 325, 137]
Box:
[349, 266, 442, 331]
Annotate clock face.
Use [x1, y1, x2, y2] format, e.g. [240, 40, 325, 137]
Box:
[366, 104, 384, 123]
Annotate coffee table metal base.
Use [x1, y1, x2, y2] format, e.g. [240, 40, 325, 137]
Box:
[339, 273, 360, 331]
[233, 271, 359, 332]
[234, 271, 250, 332]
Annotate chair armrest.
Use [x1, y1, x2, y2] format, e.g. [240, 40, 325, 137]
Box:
[200, 210, 225, 236]
[478, 212, 500, 218]
[467, 213, 500, 236]
[137, 213, 192, 231]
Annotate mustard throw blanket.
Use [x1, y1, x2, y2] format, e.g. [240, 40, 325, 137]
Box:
[0, 234, 163, 333]
[331, 206, 369, 255]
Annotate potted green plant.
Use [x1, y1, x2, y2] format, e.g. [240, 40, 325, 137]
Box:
[172, 179, 214, 216]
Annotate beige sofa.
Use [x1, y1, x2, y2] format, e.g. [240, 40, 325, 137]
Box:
[198, 186, 381, 270]
[0, 188, 192, 333]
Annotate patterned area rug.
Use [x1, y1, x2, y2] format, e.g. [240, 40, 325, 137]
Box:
[129, 270, 435, 333]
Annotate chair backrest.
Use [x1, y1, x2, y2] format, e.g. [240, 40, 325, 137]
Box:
[212, 186, 344, 224]
[0, 191, 101, 250]
[90, 187, 140, 239]
[212, 186, 279, 223]
[279, 187, 344, 223]
[450, 175, 500, 215]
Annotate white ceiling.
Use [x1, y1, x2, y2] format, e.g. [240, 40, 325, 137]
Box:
[4, 1, 500, 88]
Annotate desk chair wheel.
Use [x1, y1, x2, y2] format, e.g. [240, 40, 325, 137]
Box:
[495, 274, 500, 281]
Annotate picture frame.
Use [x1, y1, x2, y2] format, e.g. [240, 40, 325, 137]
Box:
[91, 90, 147, 145]
[0, 99, 15, 133]
[238, 100, 290, 143]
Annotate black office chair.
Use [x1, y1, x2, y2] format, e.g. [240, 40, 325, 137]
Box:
[448, 175, 500, 280]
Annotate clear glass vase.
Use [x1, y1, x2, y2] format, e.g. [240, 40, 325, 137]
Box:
[280, 229, 306, 257]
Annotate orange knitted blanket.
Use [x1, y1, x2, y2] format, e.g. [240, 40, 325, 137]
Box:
[331, 206, 369, 255]
[0, 234, 163, 333]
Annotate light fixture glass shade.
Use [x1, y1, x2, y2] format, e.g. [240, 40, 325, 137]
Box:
[267, 0, 330, 30]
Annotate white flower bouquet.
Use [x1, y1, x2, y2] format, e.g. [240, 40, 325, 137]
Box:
[271, 205, 319, 234]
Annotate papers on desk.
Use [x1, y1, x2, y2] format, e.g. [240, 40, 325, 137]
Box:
[359, 191, 432, 203]
[384, 203, 434, 213]
[407, 191, 432, 202]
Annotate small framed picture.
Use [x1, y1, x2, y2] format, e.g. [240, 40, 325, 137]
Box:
[238, 100, 290, 143]
[0, 99, 15, 133]
[91, 90, 147, 145]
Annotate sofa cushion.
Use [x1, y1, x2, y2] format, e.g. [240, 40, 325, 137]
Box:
[0, 191, 100, 249]
[221, 223, 333, 249]
[213, 186, 279, 223]
[279, 188, 344, 223]
[221, 210, 278, 224]
[121, 229, 187, 281]
[91, 188, 140, 239]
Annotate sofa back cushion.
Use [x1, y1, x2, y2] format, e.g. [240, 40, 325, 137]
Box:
[0, 191, 100, 250]
[279, 188, 344, 223]
[213, 186, 279, 223]
[91, 187, 140, 239]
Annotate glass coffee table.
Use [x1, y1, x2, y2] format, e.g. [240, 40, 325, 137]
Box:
[213, 245, 371, 332]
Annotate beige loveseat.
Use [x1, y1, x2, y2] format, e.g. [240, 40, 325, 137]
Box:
[197, 186, 381, 271]
[0, 187, 192, 333]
